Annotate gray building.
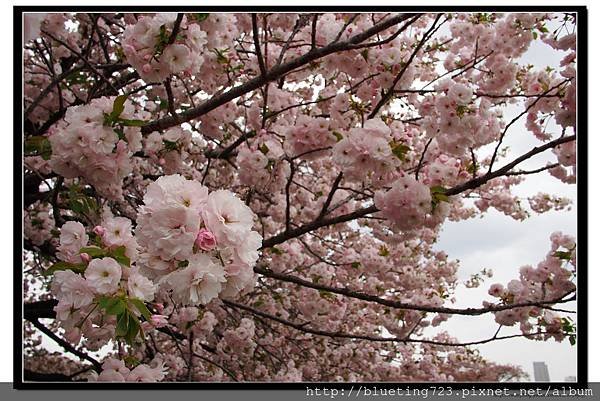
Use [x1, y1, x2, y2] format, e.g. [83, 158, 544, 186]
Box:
[533, 362, 550, 382]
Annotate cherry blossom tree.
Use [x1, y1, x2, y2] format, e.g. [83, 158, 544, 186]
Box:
[21, 11, 578, 382]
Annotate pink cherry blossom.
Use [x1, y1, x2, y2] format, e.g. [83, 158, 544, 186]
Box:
[195, 228, 217, 251]
[84, 257, 122, 294]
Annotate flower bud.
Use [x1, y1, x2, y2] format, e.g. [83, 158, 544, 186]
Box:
[195, 228, 217, 251]
[93, 225, 106, 236]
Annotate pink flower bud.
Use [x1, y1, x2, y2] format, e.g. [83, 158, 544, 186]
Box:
[142, 64, 152, 73]
[93, 225, 106, 236]
[158, 158, 166, 166]
[195, 228, 217, 251]
[80, 252, 91, 263]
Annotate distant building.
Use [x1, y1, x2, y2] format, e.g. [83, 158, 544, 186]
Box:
[565, 376, 577, 382]
[533, 362, 550, 382]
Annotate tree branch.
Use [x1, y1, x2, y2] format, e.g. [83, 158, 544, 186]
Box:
[141, 13, 420, 134]
[252, 14, 267, 77]
[28, 318, 102, 372]
[224, 299, 567, 346]
[253, 266, 575, 316]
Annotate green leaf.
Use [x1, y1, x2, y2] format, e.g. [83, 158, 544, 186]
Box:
[351, 261, 361, 269]
[64, 70, 88, 86]
[191, 13, 209, 22]
[360, 49, 369, 62]
[553, 250, 572, 261]
[333, 131, 344, 142]
[69, 198, 85, 214]
[212, 48, 229, 64]
[110, 95, 128, 120]
[117, 118, 146, 127]
[430, 186, 450, 205]
[25, 136, 52, 160]
[158, 24, 169, 43]
[105, 298, 127, 316]
[97, 296, 127, 316]
[115, 311, 129, 337]
[532, 31, 538, 40]
[163, 139, 179, 151]
[156, 98, 167, 110]
[390, 141, 410, 161]
[129, 298, 152, 321]
[43, 261, 86, 276]
[466, 162, 478, 175]
[259, 143, 270, 155]
[110, 246, 131, 267]
[456, 104, 470, 117]
[271, 247, 283, 255]
[318, 290, 335, 300]
[378, 245, 389, 257]
[123, 356, 140, 367]
[569, 335, 576, 346]
[433, 192, 449, 203]
[97, 295, 113, 309]
[125, 315, 141, 344]
[113, 127, 125, 140]
[79, 246, 106, 258]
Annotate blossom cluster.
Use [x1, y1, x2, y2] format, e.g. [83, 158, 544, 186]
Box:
[48, 96, 144, 200]
[528, 192, 572, 214]
[91, 357, 166, 382]
[50, 217, 153, 348]
[48, 174, 262, 357]
[374, 175, 434, 231]
[332, 119, 399, 184]
[284, 115, 338, 158]
[136, 174, 262, 305]
[487, 232, 576, 341]
[122, 14, 208, 82]
[420, 80, 503, 156]
[235, 130, 290, 190]
[144, 126, 193, 174]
